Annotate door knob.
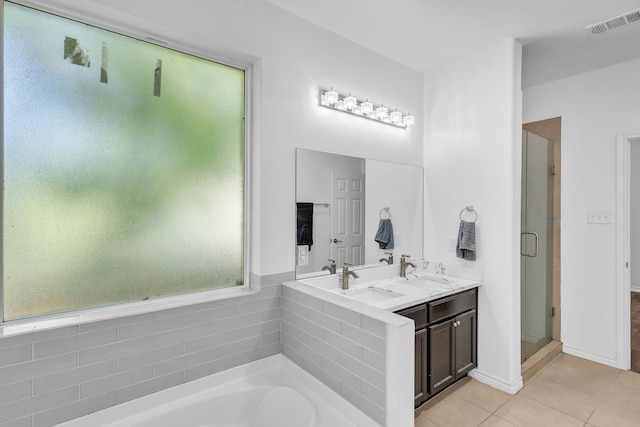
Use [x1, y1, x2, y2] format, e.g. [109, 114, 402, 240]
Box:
[332, 239, 343, 243]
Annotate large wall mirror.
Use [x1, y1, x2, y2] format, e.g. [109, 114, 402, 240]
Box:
[295, 148, 424, 278]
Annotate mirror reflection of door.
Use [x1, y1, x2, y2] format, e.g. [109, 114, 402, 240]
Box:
[331, 170, 365, 267]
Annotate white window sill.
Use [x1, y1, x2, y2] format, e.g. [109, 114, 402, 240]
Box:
[0, 285, 259, 338]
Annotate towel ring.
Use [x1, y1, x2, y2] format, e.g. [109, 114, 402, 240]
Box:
[459, 205, 477, 223]
[379, 207, 391, 219]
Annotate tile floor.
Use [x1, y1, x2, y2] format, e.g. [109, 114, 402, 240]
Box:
[631, 291, 640, 373]
[415, 353, 640, 426]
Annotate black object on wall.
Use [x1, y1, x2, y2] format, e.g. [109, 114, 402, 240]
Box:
[296, 202, 314, 250]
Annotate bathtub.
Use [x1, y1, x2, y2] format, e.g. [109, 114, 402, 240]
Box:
[58, 354, 380, 427]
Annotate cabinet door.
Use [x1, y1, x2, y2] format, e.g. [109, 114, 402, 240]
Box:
[428, 321, 455, 396]
[415, 328, 428, 407]
[455, 309, 477, 378]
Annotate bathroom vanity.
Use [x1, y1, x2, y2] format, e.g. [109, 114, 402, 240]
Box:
[396, 288, 477, 407]
[287, 262, 481, 425]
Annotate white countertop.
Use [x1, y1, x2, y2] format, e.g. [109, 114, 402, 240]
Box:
[291, 267, 481, 314]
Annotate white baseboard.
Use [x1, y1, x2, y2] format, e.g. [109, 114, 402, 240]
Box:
[631, 285, 640, 293]
[562, 345, 618, 369]
[468, 368, 523, 395]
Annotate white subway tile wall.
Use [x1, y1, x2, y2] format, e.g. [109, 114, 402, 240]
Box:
[0, 275, 286, 427]
[280, 284, 388, 426]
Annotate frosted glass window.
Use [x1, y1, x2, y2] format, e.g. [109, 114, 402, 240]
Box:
[3, 2, 246, 321]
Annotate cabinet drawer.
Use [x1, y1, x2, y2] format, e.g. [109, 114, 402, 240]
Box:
[397, 304, 427, 329]
[428, 289, 476, 324]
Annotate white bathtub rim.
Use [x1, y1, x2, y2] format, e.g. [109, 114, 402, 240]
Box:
[57, 353, 380, 427]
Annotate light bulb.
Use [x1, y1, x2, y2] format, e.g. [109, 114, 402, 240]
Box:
[337, 99, 345, 110]
[402, 114, 415, 127]
[344, 95, 357, 110]
[361, 100, 373, 115]
[375, 105, 388, 120]
[390, 110, 402, 124]
[325, 89, 339, 105]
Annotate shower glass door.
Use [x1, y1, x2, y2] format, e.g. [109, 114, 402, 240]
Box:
[521, 130, 554, 362]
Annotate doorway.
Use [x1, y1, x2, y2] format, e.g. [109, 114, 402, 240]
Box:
[628, 138, 640, 372]
[521, 118, 562, 363]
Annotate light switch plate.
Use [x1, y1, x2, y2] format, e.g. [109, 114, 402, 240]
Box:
[587, 210, 612, 224]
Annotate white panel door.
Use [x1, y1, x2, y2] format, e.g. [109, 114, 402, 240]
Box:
[331, 170, 365, 268]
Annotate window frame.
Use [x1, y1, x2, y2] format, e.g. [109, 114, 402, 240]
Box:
[0, 0, 254, 327]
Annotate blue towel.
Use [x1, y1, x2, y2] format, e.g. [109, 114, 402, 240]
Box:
[374, 218, 394, 250]
[456, 220, 476, 261]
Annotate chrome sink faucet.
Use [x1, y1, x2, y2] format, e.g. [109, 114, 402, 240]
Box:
[379, 252, 393, 264]
[341, 263, 359, 290]
[322, 259, 336, 274]
[400, 255, 416, 278]
[424, 260, 446, 275]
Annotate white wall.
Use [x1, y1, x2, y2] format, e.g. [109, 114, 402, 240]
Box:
[424, 39, 523, 392]
[44, 0, 425, 279]
[524, 57, 640, 366]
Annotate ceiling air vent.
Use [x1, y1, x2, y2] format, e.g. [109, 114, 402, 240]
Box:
[586, 8, 640, 35]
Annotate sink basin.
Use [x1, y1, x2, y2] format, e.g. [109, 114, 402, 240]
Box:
[411, 274, 450, 284]
[403, 277, 461, 292]
[330, 287, 404, 304]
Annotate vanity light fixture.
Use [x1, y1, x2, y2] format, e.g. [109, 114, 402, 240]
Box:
[319, 88, 415, 129]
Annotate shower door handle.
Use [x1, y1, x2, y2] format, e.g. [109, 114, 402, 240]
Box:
[520, 232, 539, 257]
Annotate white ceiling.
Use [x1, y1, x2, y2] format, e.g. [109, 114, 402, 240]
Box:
[267, 0, 640, 88]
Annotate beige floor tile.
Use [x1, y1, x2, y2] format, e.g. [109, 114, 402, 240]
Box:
[414, 413, 439, 427]
[600, 381, 640, 415]
[518, 375, 597, 421]
[615, 370, 640, 391]
[495, 395, 584, 427]
[536, 353, 619, 397]
[479, 415, 517, 426]
[419, 395, 491, 427]
[451, 378, 512, 413]
[588, 402, 640, 427]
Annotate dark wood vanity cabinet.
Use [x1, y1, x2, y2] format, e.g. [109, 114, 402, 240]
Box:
[396, 288, 477, 407]
[396, 303, 429, 405]
[414, 328, 428, 404]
